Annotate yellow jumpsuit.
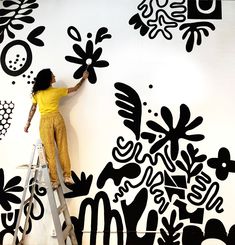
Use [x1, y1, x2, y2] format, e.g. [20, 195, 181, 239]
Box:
[32, 87, 71, 182]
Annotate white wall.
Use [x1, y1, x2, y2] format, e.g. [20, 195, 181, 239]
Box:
[0, 0, 235, 244]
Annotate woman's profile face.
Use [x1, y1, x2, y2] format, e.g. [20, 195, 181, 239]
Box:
[51, 73, 56, 84]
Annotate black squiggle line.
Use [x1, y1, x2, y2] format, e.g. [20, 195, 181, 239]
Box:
[113, 166, 168, 213]
[187, 172, 224, 213]
[138, 0, 155, 18]
[113, 137, 172, 169]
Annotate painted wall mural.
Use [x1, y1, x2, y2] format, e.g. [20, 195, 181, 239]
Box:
[129, 0, 222, 52]
[0, 0, 234, 245]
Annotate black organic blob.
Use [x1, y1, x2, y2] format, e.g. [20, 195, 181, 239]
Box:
[0, 0, 39, 43]
[27, 26, 45, 46]
[64, 171, 93, 198]
[0, 169, 23, 211]
[180, 21, 215, 52]
[121, 188, 158, 245]
[1, 40, 32, 76]
[141, 104, 204, 160]
[182, 219, 235, 245]
[207, 147, 235, 181]
[115, 82, 142, 140]
[97, 162, 141, 189]
[75, 191, 124, 245]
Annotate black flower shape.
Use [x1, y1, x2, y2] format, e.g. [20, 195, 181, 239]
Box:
[0, 168, 24, 211]
[207, 147, 235, 181]
[65, 40, 109, 84]
[141, 104, 204, 160]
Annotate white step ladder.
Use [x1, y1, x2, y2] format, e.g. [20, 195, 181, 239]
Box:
[12, 141, 78, 245]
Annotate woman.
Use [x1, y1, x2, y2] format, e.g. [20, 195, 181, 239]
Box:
[24, 69, 89, 188]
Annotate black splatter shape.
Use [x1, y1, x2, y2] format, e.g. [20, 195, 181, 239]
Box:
[180, 22, 215, 52]
[115, 82, 142, 140]
[64, 171, 93, 198]
[95, 27, 112, 44]
[129, 13, 149, 36]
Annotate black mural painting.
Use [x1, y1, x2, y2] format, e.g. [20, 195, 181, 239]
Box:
[0, 1, 234, 245]
[65, 26, 111, 84]
[129, 0, 222, 52]
[56, 82, 235, 245]
[0, 0, 44, 85]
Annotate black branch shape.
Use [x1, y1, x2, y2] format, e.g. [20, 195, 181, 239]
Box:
[176, 143, 207, 184]
[158, 210, 183, 245]
[114, 82, 142, 140]
[0, 0, 39, 44]
[179, 21, 215, 52]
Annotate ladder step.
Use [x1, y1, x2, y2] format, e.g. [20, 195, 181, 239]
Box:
[63, 224, 73, 239]
[57, 204, 67, 214]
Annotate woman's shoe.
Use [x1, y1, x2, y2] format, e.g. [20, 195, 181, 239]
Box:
[64, 176, 74, 185]
[51, 181, 59, 189]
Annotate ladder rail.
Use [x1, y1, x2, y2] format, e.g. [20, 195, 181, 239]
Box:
[12, 144, 37, 245]
[13, 141, 78, 245]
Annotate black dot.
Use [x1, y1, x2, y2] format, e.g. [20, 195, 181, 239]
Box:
[22, 58, 25, 61]
[87, 33, 92, 38]
[31, 81, 35, 84]
[27, 81, 30, 84]
[16, 54, 20, 57]
[143, 102, 147, 106]
[154, 113, 158, 117]
[12, 81, 15, 85]
[30, 71, 33, 74]
[13, 67, 16, 70]
[23, 74, 26, 77]
[20, 64, 23, 67]
[159, 135, 162, 138]
[9, 60, 12, 64]
[27, 75, 30, 78]
[148, 109, 152, 113]
[149, 84, 153, 89]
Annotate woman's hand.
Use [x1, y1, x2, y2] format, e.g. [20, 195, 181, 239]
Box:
[24, 122, 31, 133]
[83, 70, 89, 80]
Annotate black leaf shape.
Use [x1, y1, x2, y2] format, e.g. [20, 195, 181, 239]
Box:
[67, 26, 81, 42]
[16, 16, 34, 23]
[176, 143, 206, 183]
[0, 9, 13, 16]
[95, 27, 112, 44]
[158, 210, 183, 245]
[114, 82, 142, 140]
[25, 0, 37, 3]
[27, 26, 45, 46]
[10, 23, 24, 30]
[3, 0, 18, 8]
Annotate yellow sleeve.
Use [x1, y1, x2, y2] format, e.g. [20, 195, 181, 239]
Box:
[32, 94, 37, 104]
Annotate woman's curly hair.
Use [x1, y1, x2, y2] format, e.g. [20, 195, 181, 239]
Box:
[32, 68, 52, 94]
